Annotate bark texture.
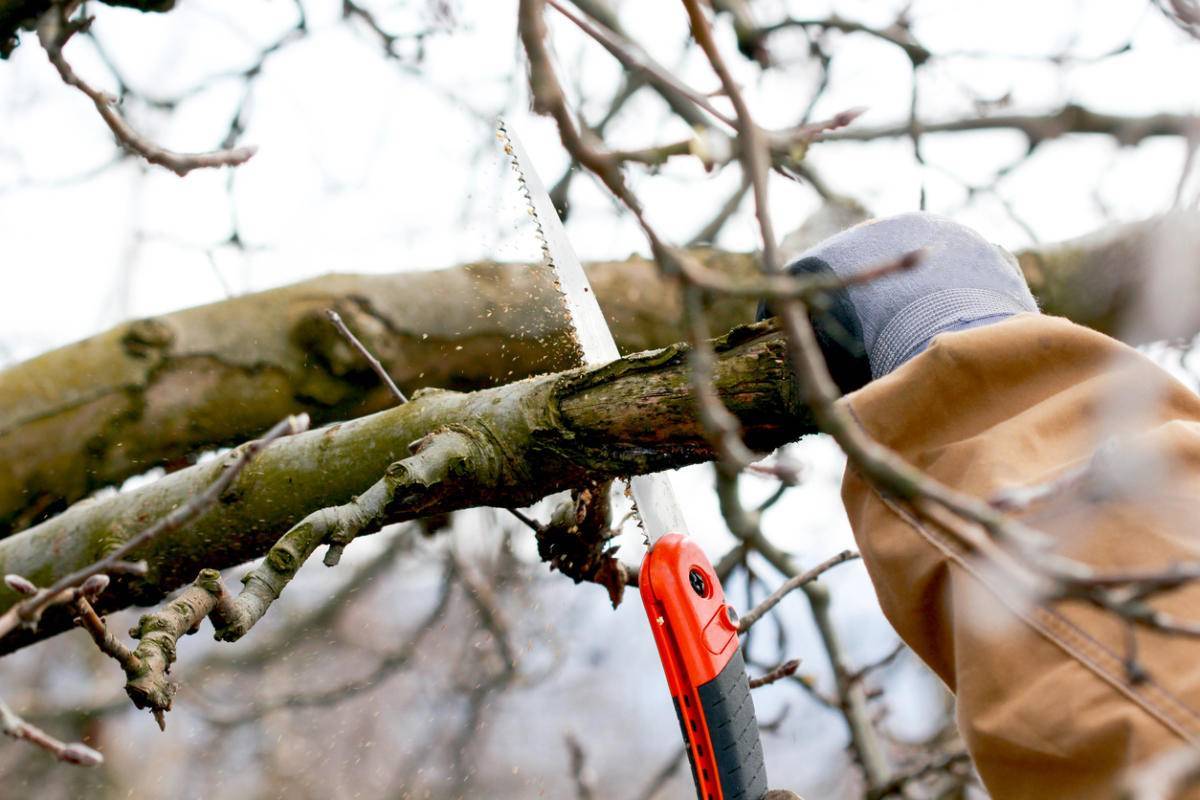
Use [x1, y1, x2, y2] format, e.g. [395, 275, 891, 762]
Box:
[0, 322, 809, 653]
[3, 217, 1196, 540]
[0, 254, 756, 537]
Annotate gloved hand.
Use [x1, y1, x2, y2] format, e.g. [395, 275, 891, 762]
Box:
[758, 212, 1039, 393]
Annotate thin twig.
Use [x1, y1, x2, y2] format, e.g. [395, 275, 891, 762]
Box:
[633, 747, 688, 800]
[866, 750, 972, 800]
[749, 658, 800, 689]
[0, 696, 102, 767]
[738, 550, 861, 633]
[682, 0, 780, 273]
[451, 550, 518, 675]
[760, 15, 932, 66]
[37, 2, 256, 177]
[683, 291, 757, 468]
[71, 593, 141, 675]
[848, 641, 907, 686]
[713, 470, 888, 781]
[506, 506, 544, 532]
[548, 0, 736, 129]
[326, 309, 408, 403]
[679, 247, 925, 300]
[688, 173, 750, 245]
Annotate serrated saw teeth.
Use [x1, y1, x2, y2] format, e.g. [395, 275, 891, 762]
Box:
[497, 120, 689, 548]
[498, 121, 558, 271]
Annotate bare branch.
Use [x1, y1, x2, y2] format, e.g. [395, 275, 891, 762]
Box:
[204, 562, 455, 727]
[326, 309, 409, 403]
[737, 550, 860, 633]
[681, 248, 924, 301]
[748, 658, 801, 689]
[0, 696, 102, 767]
[71, 593, 140, 675]
[713, 469, 888, 783]
[632, 747, 687, 800]
[760, 15, 931, 66]
[681, 0, 781, 273]
[823, 104, 1200, 148]
[36, 2, 257, 177]
[866, 750, 972, 800]
[550, 0, 734, 129]
[847, 642, 906, 686]
[452, 549, 518, 676]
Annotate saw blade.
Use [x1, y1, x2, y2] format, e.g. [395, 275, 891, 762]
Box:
[497, 119, 620, 366]
[497, 120, 690, 545]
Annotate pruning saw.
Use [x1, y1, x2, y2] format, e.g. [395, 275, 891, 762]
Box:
[498, 121, 769, 800]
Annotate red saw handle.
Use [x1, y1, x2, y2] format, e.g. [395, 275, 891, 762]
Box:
[640, 533, 768, 800]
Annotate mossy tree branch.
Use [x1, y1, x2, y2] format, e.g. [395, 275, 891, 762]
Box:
[0, 254, 754, 538]
[0, 322, 809, 655]
[121, 430, 473, 725]
[0, 217, 1194, 541]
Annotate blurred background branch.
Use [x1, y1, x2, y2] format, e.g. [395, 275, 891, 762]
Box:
[1, 0, 1199, 798]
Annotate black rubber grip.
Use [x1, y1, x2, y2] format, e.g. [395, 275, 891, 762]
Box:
[696, 648, 768, 800]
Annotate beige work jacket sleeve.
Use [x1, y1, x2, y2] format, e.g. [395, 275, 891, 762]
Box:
[841, 314, 1200, 799]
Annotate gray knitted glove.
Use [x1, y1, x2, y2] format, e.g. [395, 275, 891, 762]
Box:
[758, 212, 1039, 392]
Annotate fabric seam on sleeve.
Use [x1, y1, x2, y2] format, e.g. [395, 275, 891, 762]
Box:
[865, 481, 1200, 746]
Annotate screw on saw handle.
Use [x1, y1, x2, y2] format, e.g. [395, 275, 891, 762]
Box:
[640, 534, 768, 800]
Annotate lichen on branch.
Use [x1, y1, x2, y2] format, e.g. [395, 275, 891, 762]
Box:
[0, 321, 809, 656]
[118, 427, 486, 724]
[0, 220, 1185, 543]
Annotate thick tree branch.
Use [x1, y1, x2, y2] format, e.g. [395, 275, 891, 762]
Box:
[0, 216, 1194, 541]
[0, 256, 752, 538]
[0, 322, 809, 654]
[0, 414, 306, 639]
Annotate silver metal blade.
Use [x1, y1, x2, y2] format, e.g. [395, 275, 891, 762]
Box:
[498, 120, 689, 543]
[623, 471, 691, 545]
[498, 120, 620, 366]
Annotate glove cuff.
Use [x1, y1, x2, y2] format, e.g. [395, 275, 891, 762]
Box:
[871, 287, 1034, 378]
